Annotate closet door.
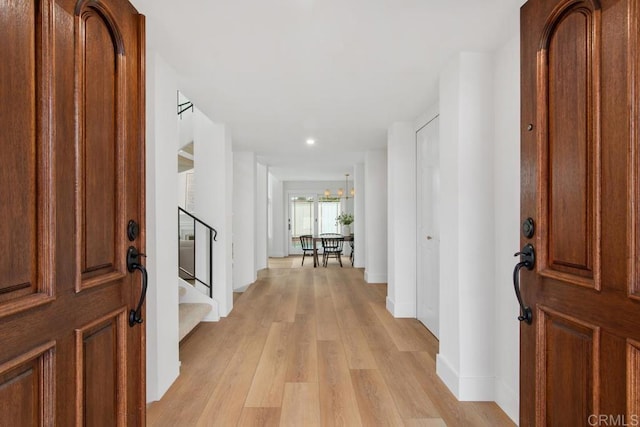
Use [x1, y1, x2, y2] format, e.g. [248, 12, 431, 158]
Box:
[416, 117, 440, 338]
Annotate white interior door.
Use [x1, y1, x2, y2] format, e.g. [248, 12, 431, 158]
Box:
[416, 116, 440, 338]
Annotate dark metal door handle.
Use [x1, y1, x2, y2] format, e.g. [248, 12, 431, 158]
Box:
[127, 246, 147, 327]
[513, 244, 535, 324]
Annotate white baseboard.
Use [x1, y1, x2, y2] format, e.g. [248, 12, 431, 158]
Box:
[390, 299, 416, 318]
[234, 284, 250, 293]
[436, 354, 495, 401]
[364, 271, 387, 283]
[495, 378, 519, 423]
[386, 297, 396, 315]
[436, 354, 460, 398]
[147, 362, 179, 403]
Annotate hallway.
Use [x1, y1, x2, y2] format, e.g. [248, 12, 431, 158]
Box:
[147, 261, 514, 426]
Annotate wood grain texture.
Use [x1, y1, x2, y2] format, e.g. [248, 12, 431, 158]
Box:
[0, 342, 55, 427]
[628, 340, 640, 419]
[539, 307, 600, 426]
[147, 261, 513, 427]
[0, 0, 145, 424]
[245, 322, 293, 407]
[521, 0, 640, 424]
[545, 3, 599, 282]
[372, 349, 439, 419]
[314, 275, 340, 341]
[409, 351, 514, 427]
[339, 326, 377, 369]
[146, 319, 250, 426]
[280, 382, 321, 427]
[195, 325, 269, 426]
[285, 314, 318, 383]
[273, 276, 299, 322]
[295, 271, 316, 315]
[370, 302, 433, 352]
[403, 419, 447, 427]
[0, 0, 37, 302]
[350, 369, 404, 426]
[237, 408, 281, 427]
[0, 0, 56, 319]
[80, 9, 118, 278]
[317, 340, 362, 426]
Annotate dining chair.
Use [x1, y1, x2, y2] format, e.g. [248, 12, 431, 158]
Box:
[321, 236, 344, 267]
[299, 235, 314, 266]
[349, 240, 354, 266]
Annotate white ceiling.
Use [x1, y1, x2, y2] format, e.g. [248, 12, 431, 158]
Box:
[132, 0, 525, 180]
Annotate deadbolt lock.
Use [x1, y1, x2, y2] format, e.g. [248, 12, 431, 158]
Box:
[522, 217, 535, 239]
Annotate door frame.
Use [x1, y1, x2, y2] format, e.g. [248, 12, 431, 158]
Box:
[284, 185, 348, 256]
[287, 191, 318, 255]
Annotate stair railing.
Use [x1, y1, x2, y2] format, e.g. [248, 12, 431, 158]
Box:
[178, 207, 217, 298]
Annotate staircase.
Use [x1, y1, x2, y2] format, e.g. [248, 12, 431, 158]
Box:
[178, 207, 220, 341]
[178, 282, 219, 340]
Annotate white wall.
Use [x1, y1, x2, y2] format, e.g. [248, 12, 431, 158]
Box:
[401, 26, 520, 425]
[364, 150, 388, 283]
[436, 52, 496, 401]
[437, 55, 461, 385]
[387, 123, 418, 317]
[233, 152, 257, 290]
[283, 180, 345, 193]
[145, 50, 180, 402]
[256, 163, 268, 270]
[353, 163, 365, 267]
[492, 31, 521, 423]
[268, 173, 286, 257]
[193, 110, 233, 316]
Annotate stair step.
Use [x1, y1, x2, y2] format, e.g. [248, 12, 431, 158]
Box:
[179, 303, 212, 341]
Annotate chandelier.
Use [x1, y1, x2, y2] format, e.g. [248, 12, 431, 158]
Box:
[324, 173, 355, 200]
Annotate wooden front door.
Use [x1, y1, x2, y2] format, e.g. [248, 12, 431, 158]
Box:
[520, 0, 640, 425]
[0, 0, 145, 424]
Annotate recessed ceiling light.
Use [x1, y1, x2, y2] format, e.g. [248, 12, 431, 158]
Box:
[306, 138, 315, 145]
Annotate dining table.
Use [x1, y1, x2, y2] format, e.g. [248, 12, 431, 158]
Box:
[312, 234, 354, 267]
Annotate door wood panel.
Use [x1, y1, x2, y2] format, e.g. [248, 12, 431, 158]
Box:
[537, 307, 600, 426]
[0, 0, 145, 425]
[75, 308, 127, 426]
[538, 0, 601, 289]
[521, 0, 640, 424]
[75, 1, 127, 291]
[628, 340, 640, 416]
[0, 0, 37, 298]
[0, 0, 55, 317]
[0, 342, 55, 427]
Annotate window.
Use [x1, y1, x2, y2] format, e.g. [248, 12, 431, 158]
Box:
[290, 196, 314, 248]
[318, 197, 340, 234]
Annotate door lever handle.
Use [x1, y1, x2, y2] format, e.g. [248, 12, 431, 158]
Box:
[127, 246, 148, 327]
[513, 244, 535, 324]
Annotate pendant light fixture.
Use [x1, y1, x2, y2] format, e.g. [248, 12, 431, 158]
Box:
[324, 173, 355, 199]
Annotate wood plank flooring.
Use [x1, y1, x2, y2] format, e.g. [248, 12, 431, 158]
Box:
[147, 257, 515, 426]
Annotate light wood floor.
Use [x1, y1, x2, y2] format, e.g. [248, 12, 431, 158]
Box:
[147, 257, 515, 426]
